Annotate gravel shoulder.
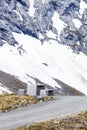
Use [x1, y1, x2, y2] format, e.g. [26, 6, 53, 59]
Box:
[0, 96, 87, 130]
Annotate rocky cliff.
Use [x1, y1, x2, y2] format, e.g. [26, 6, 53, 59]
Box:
[0, 0, 87, 54]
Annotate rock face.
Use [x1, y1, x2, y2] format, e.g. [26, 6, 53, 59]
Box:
[0, 0, 87, 54]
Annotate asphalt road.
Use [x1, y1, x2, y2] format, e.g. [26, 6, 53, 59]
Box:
[0, 96, 87, 130]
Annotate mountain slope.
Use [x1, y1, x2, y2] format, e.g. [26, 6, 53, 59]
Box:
[0, 32, 87, 95]
[0, 0, 87, 95]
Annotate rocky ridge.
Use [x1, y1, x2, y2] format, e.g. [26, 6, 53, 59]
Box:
[0, 0, 87, 54]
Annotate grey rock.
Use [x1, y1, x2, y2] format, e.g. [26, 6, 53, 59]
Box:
[83, 0, 87, 3]
[82, 9, 87, 24]
[0, 0, 87, 54]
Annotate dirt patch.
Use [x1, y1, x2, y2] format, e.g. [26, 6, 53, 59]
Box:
[0, 70, 27, 93]
[54, 79, 84, 96]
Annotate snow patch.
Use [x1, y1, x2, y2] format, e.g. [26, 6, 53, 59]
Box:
[0, 83, 12, 94]
[28, 0, 35, 17]
[39, 33, 44, 39]
[79, 0, 87, 15]
[46, 30, 56, 39]
[52, 12, 66, 40]
[73, 19, 82, 29]
[42, 0, 45, 4]
[13, 10, 23, 21]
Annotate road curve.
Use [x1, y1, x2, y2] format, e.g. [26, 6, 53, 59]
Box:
[0, 96, 87, 130]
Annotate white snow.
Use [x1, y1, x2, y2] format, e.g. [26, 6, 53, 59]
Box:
[28, 0, 35, 17]
[0, 83, 12, 94]
[39, 33, 44, 39]
[52, 12, 66, 40]
[46, 31, 56, 39]
[73, 19, 82, 29]
[42, 0, 45, 4]
[79, 0, 87, 15]
[13, 10, 23, 21]
[0, 32, 87, 95]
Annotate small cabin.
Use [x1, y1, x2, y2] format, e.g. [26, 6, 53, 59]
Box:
[40, 89, 47, 97]
[18, 89, 25, 96]
[27, 84, 36, 96]
[27, 83, 54, 97]
[46, 88, 54, 96]
[36, 84, 45, 96]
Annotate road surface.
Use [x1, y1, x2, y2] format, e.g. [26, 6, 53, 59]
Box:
[0, 96, 87, 130]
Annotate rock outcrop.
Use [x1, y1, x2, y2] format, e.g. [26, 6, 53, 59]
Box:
[0, 0, 87, 54]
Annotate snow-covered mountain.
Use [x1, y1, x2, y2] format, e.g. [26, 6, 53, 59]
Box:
[0, 0, 87, 95]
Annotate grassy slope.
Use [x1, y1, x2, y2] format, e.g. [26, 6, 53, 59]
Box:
[16, 111, 87, 130]
[0, 94, 53, 112]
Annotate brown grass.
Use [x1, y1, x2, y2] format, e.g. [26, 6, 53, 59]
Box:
[0, 94, 37, 112]
[0, 94, 53, 112]
[16, 111, 87, 130]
